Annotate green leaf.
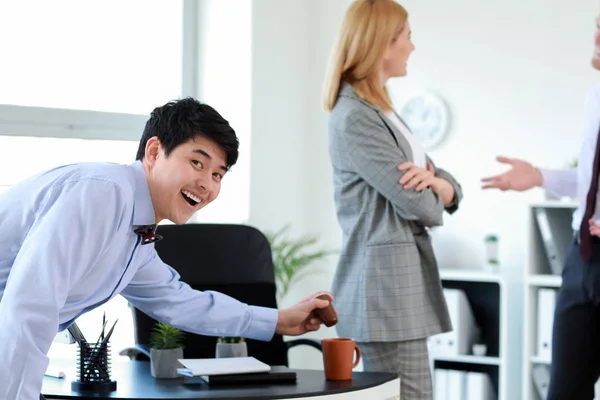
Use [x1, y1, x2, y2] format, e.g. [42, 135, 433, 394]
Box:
[264, 224, 336, 301]
[150, 322, 185, 350]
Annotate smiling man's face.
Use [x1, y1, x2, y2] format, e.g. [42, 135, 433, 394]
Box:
[144, 135, 227, 224]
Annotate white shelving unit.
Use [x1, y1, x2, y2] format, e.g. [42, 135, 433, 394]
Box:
[522, 199, 577, 400]
[431, 268, 508, 400]
[432, 354, 501, 366]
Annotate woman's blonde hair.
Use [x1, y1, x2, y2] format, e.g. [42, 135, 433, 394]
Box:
[322, 0, 408, 112]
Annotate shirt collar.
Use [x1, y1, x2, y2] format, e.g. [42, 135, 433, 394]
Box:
[130, 160, 156, 226]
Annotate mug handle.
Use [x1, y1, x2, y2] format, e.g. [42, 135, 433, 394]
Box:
[352, 344, 361, 368]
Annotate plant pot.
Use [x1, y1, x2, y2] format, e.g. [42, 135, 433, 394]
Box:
[215, 342, 248, 358]
[150, 348, 183, 379]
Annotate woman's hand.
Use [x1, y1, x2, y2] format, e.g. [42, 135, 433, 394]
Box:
[399, 162, 455, 206]
[398, 162, 436, 192]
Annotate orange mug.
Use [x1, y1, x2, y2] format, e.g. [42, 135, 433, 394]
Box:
[321, 338, 361, 380]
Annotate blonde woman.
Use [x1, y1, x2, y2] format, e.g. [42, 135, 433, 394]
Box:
[322, 1, 463, 398]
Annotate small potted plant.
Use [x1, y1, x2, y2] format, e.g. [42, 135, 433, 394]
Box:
[149, 322, 185, 379]
[215, 336, 247, 358]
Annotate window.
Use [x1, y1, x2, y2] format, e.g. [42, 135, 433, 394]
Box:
[190, 0, 251, 224]
[0, 136, 139, 360]
[0, 136, 139, 185]
[0, 132, 251, 359]
[0, 0, 253, 361]
[0, 0, 183, 114]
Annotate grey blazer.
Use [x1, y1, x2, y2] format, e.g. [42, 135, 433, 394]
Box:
[328, 83, 463, 342]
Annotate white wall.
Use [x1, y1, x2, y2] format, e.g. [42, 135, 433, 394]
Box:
[388, 0, 598, 271]
[193, 0, 252, 224]
[250, 0, 341, 370]
[250, 0, 600, 397]
[249, 0, 313, 236]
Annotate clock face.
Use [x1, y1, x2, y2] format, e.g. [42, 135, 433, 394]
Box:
[398, 91, 449, 150]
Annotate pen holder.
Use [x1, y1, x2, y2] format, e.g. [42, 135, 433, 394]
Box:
[71, 340, 117, 393]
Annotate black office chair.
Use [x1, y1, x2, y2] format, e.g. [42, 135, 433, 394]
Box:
[120, 223, 321, 366]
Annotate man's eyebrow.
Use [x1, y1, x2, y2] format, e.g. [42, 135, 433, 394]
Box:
[192, 148, 228, 172]
[192, 148, 211, 159]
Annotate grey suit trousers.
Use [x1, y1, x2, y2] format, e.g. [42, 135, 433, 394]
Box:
[358, 339, 432, 400]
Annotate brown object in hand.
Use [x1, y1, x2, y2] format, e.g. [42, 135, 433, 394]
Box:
[313, 294, 338, 327]
[321, 338, 361, 380]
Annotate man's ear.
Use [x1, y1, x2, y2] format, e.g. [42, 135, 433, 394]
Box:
[144, 137, 162, 167]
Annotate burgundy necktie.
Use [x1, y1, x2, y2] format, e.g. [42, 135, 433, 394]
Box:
[134, 224, 163, 245]
[579, 128, 600, 260]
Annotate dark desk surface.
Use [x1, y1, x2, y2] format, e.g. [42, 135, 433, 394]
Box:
[42, 361, 397, 399]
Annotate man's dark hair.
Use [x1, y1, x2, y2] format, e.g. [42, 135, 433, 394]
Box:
[135, 97, 239, 168]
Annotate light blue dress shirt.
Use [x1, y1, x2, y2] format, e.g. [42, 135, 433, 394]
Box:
[0, 160, 278, 400]
[541, 82, 600, 231]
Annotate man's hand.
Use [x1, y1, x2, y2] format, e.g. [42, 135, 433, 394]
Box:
[275, 291, 335, 336]
[398, 162, 436, 191]
[590, 218, 600, 237]
[481, 156, 543, 191]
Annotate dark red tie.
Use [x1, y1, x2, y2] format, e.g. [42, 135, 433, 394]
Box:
[579, 129, 600, 260]
[134, 224, 163, 245]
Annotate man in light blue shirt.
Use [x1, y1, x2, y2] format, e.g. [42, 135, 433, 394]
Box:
[0, 98, 334, 400]
[480, 14, 600, 400]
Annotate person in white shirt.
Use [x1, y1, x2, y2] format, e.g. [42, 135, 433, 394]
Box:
[481, 15, 600, 400]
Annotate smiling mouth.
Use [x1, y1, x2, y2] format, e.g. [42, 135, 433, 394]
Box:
[181, 190, 201, 207]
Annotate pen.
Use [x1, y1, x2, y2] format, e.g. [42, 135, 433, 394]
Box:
[85, 319, 119, 381]
[101, 312, 106, 341]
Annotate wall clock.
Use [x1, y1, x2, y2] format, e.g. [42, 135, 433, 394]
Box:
[398, 91, 450, 150]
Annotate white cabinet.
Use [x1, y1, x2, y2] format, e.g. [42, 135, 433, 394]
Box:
[430, 269, 507, 400]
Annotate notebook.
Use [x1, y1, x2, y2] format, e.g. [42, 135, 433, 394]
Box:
[198, 366, 297, 385]
[177, 357, 271, 377]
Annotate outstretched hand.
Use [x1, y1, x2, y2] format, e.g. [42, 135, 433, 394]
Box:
[590, 218, 600, 237]
[275, 291, 336, 336]
[481, 156, 543, 191]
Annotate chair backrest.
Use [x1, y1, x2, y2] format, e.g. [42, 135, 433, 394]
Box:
[131, 223, 289, 366]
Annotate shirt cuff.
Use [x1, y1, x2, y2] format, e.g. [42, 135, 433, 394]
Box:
[539, 168, 553, 190]
[244, 306, 278, 341]
[444, 191, 459, 213]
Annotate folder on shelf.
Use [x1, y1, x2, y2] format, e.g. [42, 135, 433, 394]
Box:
[465, 371, 495, 400]
[534, 208, 572, 275]
[434, 369, 495, 400]
[536, 288, 556, 360]
[446, 369, 466, 399]
[428, 289, 480, 356]
[434, 368, 449, 400]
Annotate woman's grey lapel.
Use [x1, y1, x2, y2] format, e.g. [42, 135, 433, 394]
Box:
[377, 109, 414, 162]
[339, 82, 414, 162]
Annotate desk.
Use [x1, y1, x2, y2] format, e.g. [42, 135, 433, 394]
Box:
[42, 360, 400, 399]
